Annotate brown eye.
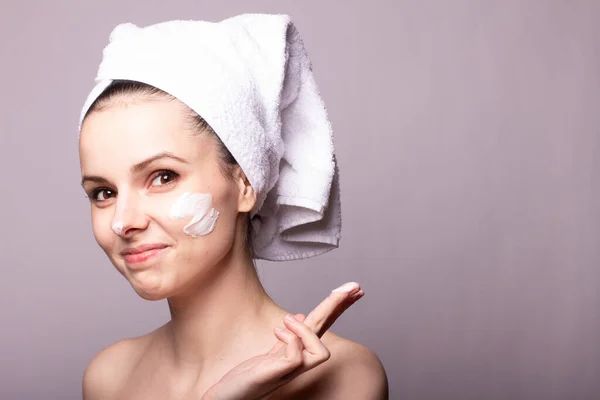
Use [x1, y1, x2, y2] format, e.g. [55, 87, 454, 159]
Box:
[151, 170, 179, 187]
[93, 189, 115, 201]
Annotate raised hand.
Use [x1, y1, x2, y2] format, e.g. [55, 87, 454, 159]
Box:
[201, 282, 364, 400]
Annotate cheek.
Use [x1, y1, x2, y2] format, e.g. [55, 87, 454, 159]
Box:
[204, 184, 240, 240]
[166, 189, 235, 239]
[212, 192, 239, 234]
[164, 189, 239, 263]
[194, 188, 243, 258]
[90, 210, 113, 251]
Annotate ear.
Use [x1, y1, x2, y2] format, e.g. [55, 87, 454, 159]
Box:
[234, 167, 256, 213]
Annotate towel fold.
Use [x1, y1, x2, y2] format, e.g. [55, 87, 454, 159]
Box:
[79, 13, 341, 261]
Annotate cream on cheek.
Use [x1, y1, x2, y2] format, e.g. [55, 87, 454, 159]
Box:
[169, 192, 220, 237]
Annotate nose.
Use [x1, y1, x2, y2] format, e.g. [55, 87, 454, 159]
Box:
[111, 189, 149, 237]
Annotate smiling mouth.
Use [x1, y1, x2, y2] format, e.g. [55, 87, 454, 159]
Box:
[122, 246, 169, 265]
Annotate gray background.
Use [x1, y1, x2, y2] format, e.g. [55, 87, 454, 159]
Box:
[1, 0, 599, 399]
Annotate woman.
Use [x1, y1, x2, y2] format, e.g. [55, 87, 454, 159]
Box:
[79, 14, 388, 399]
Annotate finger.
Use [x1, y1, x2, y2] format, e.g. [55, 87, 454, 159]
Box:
[283, 314, 330, 365]
[274, 314, 306, 336]
[258, 334, 305, 391]
[303, 282, 364, 337]
[273, 326, 294, 343]
[273, 326, 304, 369]
[268, 313, 308, 355]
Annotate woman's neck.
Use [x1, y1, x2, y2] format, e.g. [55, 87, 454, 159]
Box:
[162, 244, 286, 375]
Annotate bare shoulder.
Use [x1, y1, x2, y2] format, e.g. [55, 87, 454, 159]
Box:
[322, 332, 389, 399]
[274, 331, 389, 399]
[82, 333, 154, 400]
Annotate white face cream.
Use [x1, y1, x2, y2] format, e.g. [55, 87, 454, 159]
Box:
[111, 221, 124, 236]
[169, 192, 220, 237]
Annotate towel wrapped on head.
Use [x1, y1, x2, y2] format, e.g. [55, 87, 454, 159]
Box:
[79, 13, 341, 261]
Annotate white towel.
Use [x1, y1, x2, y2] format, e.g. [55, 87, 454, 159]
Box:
[79, 13, 341, 261]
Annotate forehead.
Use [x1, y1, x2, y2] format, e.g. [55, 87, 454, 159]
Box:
[79, 99, 207, 171]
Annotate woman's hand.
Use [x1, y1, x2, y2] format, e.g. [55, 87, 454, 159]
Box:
[201, 282, 365, 400]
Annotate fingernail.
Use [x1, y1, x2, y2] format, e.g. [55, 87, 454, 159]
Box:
[274, 326, 285, 332]
[332, 282, 360, 294]
[351, 290, 365, 299]
[285, 314, 297, 323]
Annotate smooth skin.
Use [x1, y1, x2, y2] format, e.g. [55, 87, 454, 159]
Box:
[79, 97, 388, 399]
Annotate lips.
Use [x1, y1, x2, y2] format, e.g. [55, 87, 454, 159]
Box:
[121, 244, 169, 264]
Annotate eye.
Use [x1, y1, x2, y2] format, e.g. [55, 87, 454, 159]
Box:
[92, 188, 115, 201]
[151, 170, 179, 187]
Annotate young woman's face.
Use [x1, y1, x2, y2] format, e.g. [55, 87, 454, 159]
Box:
[79, 97, 252, 300]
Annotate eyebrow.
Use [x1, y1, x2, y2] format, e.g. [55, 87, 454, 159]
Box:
[80, 152, 190, 187]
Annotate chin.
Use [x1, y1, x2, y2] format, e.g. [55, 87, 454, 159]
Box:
[134, 288, 170, 301]
[130, 280, 173, 301]
[126, 268, 175, 301]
